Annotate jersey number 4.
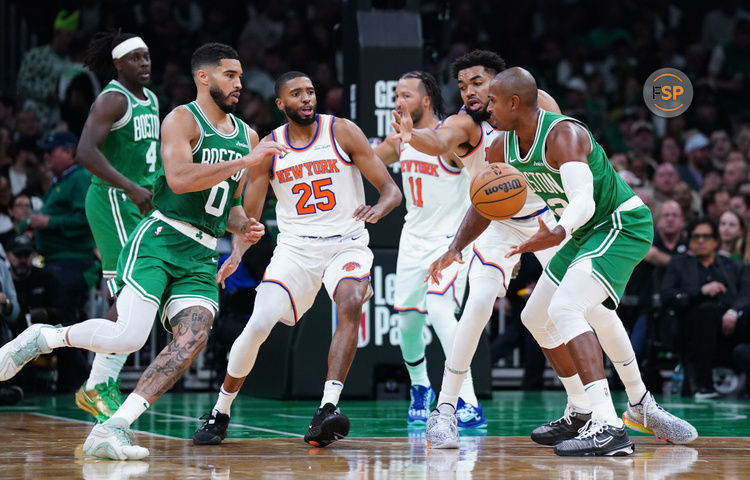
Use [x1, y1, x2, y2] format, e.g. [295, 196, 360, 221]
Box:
[292, 178, 336, 215]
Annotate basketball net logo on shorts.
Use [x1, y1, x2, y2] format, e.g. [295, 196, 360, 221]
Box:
[642, 68, 693, 118]
[342, 261, 361, 272]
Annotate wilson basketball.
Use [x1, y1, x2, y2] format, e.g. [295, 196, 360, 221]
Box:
[470, 163, 527, 220]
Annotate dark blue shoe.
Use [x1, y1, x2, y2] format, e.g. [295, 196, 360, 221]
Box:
[407, 385, 435, 424]
[456, 397, 487, 429]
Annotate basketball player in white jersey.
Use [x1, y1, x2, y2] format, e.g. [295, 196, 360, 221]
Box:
[392, 51, 566, 448]
[194, 71, 402, 448]
[374, 71, 485, 428]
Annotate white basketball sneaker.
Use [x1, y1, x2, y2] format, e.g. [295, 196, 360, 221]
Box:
[83, 417, 149, 460]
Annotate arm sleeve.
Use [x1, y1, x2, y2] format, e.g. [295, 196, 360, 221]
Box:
[557, 161, 596, 236]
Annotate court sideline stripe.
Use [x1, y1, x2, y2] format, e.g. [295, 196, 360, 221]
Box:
[148, 410, 304, 438]
[29, 412, 184, 440]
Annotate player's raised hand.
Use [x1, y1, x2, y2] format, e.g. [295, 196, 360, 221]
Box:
[425, 248, 464, 285]
[391, 101, 413, 143]
[506, 217, 565, 257]
[245, 141, 289, 166]
[353, 203, 387, 223]
[241, 217, 265, 245]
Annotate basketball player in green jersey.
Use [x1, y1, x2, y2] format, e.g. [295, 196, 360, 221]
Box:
[0, 43, 288, 460]
[480, 67, 695, 456]
[73, 31, 160, 422]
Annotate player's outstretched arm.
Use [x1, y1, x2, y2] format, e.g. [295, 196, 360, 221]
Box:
[335, 118, 402, 223]
[373, 131, 400, 165]
[506, 121, 593, 257]
[391, 110, 472, 157]
[161, 108, 288, 194]
[76, 92, 154, 214]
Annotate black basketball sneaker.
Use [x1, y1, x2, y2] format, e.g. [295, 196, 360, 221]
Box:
[304, 402, 350, 447]
[193, 409, 230, 445]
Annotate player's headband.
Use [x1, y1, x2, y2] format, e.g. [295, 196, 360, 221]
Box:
[112, 37, 148, 59]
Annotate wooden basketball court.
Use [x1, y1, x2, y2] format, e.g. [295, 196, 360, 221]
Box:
[2, 390, 749, 478]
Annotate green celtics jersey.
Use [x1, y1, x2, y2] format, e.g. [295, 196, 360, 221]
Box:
[152, 101, 251, 238]
[95, 80, 161, 189]
[504, 110, 635, 240]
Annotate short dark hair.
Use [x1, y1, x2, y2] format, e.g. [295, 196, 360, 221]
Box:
[687, 216, 719, 241]
[399, 71, 445, 119]
[190, 43, 239, 76]
[274, 71, 311, 97]
[450, 50, 506, 79]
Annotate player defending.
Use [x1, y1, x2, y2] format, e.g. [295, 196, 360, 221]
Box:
[0, 43, 286, 459]
[483, 67, 695, 455]
[193, 71, 402, 447]
[74, 31, 160, 421]
[395, 51, 695, 451]
[374, 71, 484, 427]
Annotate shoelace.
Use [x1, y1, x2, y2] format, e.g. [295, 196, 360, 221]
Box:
[550, 405, 574, 426]
[110, 424, 133, 447]
[577, 418, 607, 439]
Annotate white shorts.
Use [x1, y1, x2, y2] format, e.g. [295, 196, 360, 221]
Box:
[469, 208, 560, 296]
[258, 230, 374, 326]
[394, 229, 470, 314]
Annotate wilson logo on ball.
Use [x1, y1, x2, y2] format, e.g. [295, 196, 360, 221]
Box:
[484, 178, 523, 195]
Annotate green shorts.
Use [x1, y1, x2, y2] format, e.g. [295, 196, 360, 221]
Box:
[544, 201, 653, 309]
[85, 183, 146, 294]
[115, 214, 220, 331]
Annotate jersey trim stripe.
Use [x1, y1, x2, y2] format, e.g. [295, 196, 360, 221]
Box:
[512, 110, 545, 163]
[261, 277, 299, 323]
[458, 127, 483, 159]
[107, 187, 128, 247]
[331, 273, 371, 300]
[393, 306, 428, 314]
[329, 117, 352, 165]
[269, 130, 278, 179]
[284, 114, 320, 151]
[469, 245, 507, 290]
[122, 217, 162, 306]
[190, 101, 238, 138]
[437, 155, 461, 175]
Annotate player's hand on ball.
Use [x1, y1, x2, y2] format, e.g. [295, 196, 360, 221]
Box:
[241, 217, 265, 245]
[353, 204, 385, 223]
[506, 217, 565, 257]
[425, 248, 463, 285]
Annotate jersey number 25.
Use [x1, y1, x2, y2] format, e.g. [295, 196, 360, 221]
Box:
[292, 178, 336, 215]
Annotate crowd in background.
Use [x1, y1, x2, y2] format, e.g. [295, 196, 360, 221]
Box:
[2, 0, 750, 400]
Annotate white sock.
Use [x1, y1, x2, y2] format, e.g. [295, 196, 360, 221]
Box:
[560, 374, 591, 413]
[321, 380, 343, 407]
[437, 402, 456, 415]
[41, 326, 70, 349]
[436, 365, 464, 409]
[109, 392, 150, 426]
[584, 379, 622, 427]
[405, 356, 430, 387]
[86, 353, 128, 390]
[214, 385, 239, 415]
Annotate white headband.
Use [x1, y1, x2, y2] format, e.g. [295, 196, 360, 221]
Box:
[112, 37, 148, 59]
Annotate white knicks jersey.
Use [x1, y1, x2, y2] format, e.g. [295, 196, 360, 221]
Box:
[457, 120, 547, 218]
[270, 114, 366, 237]
[399, 142, 471, 237]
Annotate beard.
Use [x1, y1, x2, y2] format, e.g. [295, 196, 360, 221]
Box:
[210, 85, 238, 114]
[465, 105, 491, 123]
[285, 104, 317, 126]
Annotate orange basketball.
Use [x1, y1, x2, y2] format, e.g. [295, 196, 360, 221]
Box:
[470, 163, 527, 220]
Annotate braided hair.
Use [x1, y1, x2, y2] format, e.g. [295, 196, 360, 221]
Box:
[399, 71, 445, 119]
[83, 30, 138, 78]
